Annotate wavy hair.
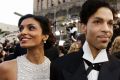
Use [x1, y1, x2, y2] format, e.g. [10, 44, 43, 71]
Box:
[18, 14, 56, 49]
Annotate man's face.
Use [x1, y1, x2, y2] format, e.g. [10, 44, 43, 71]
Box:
[84, 7, 114, 50]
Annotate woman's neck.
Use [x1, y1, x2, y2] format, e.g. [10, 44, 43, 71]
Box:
[26, 47, 45, 64]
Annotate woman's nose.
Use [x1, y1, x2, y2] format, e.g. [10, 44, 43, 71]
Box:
[20, 28, 28, 35]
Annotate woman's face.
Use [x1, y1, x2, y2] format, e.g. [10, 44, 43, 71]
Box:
[18, 18, 47, 48]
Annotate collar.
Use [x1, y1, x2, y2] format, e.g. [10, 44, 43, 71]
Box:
[82, 41, 109, 63]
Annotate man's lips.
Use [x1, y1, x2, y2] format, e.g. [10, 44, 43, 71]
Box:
[100, 38, 108, 42]
[98, 36, 110, 42]
[98, 34, 111, 38]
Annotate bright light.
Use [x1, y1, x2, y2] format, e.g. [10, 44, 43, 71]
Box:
[75, 19, 79, 22]
[51, 25, 54, 27]
[59, 40, 65, 46]
[117, 13, 120, 18]
[55, 30, 60, 36]
[70, 20, 74, 23]
[62, 22, 66, 25]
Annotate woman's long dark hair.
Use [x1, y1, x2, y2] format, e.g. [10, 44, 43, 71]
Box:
[18, 14, 56, 49]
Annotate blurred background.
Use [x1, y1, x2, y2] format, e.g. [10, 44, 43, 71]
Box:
[0, 0, 120, 62]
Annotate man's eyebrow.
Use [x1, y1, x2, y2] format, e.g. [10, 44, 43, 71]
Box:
[93, 17, 104, 20]
[93, 17, 114, 21]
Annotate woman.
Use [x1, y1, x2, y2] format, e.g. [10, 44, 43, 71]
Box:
[109, 36, 120, 59]
[67, 41, 81, 54]
[0, 43, 6, 63]
[0, 14, 56, 80]
[110, 36, 120, 54]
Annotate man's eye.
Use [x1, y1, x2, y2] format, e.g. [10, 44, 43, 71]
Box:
[93, 20, 101, 24]
[108, 22, 114, 26]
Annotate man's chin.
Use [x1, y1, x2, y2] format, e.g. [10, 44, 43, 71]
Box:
[99, 45, 108, 49]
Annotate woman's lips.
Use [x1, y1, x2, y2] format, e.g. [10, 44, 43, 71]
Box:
[20, 37, 31, 42]
[21, 38, 29, 41]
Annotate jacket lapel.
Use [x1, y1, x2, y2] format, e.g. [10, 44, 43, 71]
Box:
[62, 49, 88, 80]
[62, 60, 87, 80]
[98, 55, 120, 80]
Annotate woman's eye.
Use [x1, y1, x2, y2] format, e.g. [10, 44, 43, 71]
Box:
[19, 26, 24, 32]
[28, 25, 35, 31]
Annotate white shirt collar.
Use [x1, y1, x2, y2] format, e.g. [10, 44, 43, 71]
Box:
[83, 41, 109, 63]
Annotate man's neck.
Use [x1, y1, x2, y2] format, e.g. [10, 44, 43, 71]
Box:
[88, 45, 101, 59]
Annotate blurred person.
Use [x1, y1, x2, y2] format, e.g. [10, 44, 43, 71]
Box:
[106, 21, 120, 53]
[2, 39, 10, 54]
[110, 36, 120, 54]
[0, 44, 6, 63]
[8, 43, 15, 55]
[4, 42, 59, 62]
[4, 43, 27, 61]
[58, 46, 67, 57]
[45, 44, 59, 61]
[50, 0, 120, 80]
[76, 33, 86, 47]
[110, 36, 120, 59]
[67, 41, 81, 54]
[0, 14, 56, 80]
[66, 23, 77, 42]
[70, 23, 77, 42]
[67, 33, 86, 54]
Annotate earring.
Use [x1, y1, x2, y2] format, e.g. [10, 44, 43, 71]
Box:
[44, 40, 46, 43]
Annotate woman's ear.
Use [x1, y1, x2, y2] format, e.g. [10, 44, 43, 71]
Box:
[43, 35, 49, 41]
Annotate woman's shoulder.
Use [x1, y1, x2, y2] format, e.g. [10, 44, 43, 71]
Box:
[0, 59, 17, 77]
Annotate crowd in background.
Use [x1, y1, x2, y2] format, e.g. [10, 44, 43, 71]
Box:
[0, 38, 18, 62]
[0, 0, 120, 80]
[0, 20, 120, 63]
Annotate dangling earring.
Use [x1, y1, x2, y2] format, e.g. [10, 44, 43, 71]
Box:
[44, 40, 46, 43]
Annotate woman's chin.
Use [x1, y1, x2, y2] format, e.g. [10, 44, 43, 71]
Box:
[20, 44, 30, 48]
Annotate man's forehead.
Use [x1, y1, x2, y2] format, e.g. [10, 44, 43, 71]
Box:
[93, 17, 113, 21]
[92, 7, 113, 20]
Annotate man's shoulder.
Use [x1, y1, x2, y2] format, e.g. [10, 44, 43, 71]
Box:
[58, 52, 80, 60]
[106, 55, 120, 71]
[51, 51, 82, 69]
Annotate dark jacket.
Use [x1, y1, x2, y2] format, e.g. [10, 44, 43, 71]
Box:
[50, 48, 120, 80]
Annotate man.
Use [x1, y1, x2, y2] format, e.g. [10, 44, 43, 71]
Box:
[50, 0, 120, 80]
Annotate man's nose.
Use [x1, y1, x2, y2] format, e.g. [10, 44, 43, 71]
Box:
[102, 23, 111, 32]
[104, 23, 109, 29]
[102, 22, 113, 37]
